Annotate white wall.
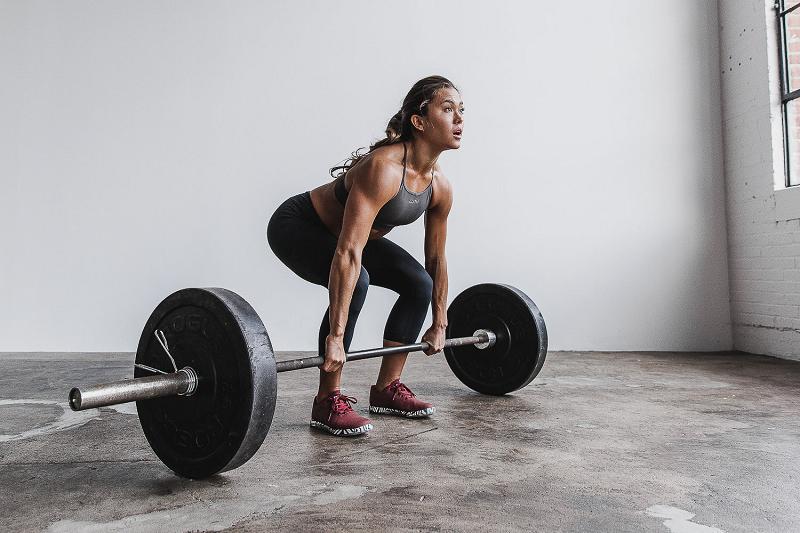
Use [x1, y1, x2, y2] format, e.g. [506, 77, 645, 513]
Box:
[719, 0, 800, 361]
[1, 0, 731, 353]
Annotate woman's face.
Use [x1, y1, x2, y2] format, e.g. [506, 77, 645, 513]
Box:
[416, 87, 465, 149]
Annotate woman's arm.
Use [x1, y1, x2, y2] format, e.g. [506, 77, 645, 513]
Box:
[422, 173, 453, 353]
[324, 156, 397, 371]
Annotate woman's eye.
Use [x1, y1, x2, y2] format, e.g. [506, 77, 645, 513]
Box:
[445, 107, 452, 112]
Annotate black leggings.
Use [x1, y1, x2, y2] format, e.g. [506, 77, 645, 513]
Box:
[267, 192, 433, 356]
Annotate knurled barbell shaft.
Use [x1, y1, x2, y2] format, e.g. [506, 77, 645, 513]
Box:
[69, 368, 196, 411]
[68, 331, 495, 411]
[275, 331, 495, 373]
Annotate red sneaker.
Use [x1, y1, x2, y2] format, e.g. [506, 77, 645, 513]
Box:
[310, 391, 373, 436]
[369, 379, 435, 418]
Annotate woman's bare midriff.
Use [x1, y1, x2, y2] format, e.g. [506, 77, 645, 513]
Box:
[309, 182, 392, 241]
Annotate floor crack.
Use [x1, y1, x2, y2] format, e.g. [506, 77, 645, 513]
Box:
[341, 426, 439, 458]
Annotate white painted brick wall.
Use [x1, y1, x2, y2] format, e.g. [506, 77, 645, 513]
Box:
[720, 1, 800, 361]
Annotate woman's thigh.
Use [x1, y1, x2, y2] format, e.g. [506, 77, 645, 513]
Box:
[361, 237, 431, 293]
[267, 199, 338, 287]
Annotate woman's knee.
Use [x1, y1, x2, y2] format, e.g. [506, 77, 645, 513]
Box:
[265, 215, 283, 256]
[406, 269, 433, 305]
[351, 268, 371, 305]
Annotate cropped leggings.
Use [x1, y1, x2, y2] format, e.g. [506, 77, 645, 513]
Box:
[267, 192, 433, 356]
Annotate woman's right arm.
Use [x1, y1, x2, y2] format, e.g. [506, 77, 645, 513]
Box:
[322, 156, 397, 373]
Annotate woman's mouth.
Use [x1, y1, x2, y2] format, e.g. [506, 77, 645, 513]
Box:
[453, 129, 462, 139]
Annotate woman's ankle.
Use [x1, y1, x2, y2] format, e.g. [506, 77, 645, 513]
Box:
[316, 387, 340, 401]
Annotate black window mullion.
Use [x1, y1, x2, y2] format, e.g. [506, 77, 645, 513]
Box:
[779, 1, 789, 97]
[777, 0, 796, 186]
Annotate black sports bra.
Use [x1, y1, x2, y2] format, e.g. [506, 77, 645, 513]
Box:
[334, 143, 433, 230]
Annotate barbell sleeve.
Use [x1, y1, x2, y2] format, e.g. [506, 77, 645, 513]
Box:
[69, 367, 198, 411]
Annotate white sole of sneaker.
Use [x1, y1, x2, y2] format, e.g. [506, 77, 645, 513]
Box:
[309, 420, 372, 436]
[369, 405, 436, 418]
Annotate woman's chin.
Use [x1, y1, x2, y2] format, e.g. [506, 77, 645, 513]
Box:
[432, 137, 462, 150]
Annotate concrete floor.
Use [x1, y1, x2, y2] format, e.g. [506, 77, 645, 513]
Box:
[1, 350, 799, 532]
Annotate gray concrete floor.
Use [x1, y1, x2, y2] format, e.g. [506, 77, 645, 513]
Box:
[1, 350, 799, 532]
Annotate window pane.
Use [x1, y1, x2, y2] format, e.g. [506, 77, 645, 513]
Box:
[787, 99, 800, 186]
[786, 9, 800, 92]
[786, 1, 800, 10]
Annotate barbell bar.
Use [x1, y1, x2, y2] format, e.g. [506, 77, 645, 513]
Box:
[273, 329, 496, 372]
[69, 331, 497, 411]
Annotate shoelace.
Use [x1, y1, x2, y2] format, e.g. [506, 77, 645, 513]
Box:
[331, 394, 357, 415]
[387, 381, 416, 401]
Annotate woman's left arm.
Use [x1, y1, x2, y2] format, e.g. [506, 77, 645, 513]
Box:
[422, 174, 453, 354]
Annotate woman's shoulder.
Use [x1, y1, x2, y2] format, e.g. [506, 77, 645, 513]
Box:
[429, 164, 452, 211]
[365, 142, 405, 165]
[347, 146, 404, 196]
[432, 161, 449, 187]
[351, 145, 404, 178]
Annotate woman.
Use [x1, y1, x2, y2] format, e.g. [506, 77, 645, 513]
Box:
[267, 75, 463, 436]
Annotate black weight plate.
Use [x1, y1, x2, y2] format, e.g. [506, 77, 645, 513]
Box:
[444, 283, 547, 395]
[134, 288, 276, 479]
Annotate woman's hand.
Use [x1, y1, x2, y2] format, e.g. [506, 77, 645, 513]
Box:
[322, 334, 347, 373]
[421, 325, 447, 356]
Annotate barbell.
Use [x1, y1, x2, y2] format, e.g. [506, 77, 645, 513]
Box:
[68, 283, 547, 479]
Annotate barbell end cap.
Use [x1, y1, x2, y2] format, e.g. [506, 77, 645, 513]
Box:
[69, 388, 82, 411]
[473, 329, 497, 350]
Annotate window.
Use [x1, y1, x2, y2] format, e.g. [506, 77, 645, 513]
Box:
[776, 0, 800, 186]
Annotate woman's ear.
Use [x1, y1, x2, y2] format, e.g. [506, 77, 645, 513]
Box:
[411, 114, 425, 132]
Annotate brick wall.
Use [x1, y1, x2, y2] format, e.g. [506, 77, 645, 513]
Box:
[720, 0, 800, 360]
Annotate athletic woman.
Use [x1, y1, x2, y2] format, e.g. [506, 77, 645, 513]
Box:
[267, 75, 464, 436]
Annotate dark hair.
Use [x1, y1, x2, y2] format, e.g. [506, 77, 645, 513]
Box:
[329, 75, 459, 179]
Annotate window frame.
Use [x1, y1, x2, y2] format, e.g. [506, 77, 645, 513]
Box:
[776, 0, 800, 187]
